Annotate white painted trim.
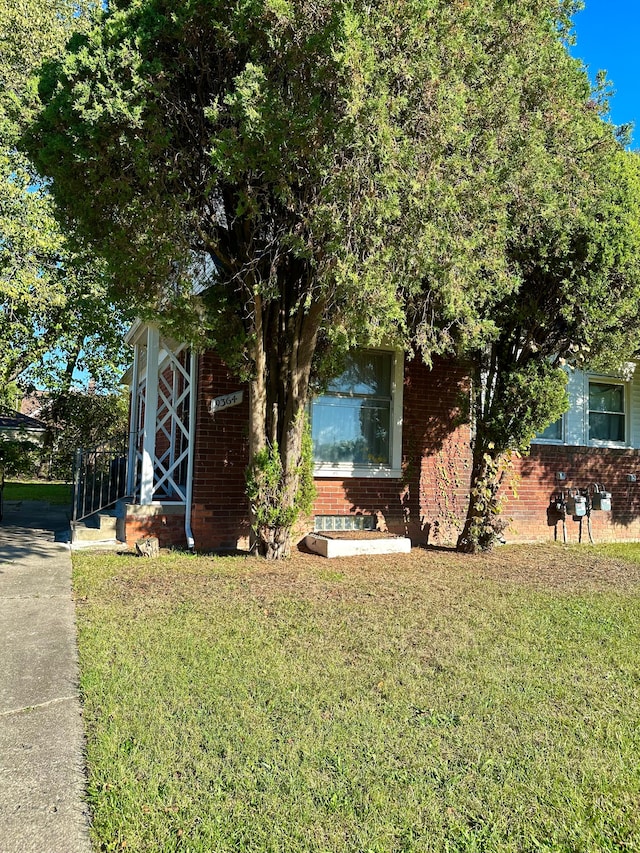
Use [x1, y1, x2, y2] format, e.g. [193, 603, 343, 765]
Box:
[126, 342, 140, 495]
[314, 465, 403, 479]
[124, 318, 143, 346]
[140, 325, 160, 504]
[390, 348, 404, 472]
[531, 414, 565, 445]
[586, 374, 629, 448]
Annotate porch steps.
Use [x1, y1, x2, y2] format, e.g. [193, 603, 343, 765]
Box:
[71, 510, 126, 549]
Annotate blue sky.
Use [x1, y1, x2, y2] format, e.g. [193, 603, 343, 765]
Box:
[571, 0, 640, 148]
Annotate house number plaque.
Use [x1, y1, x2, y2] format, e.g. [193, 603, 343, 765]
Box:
[209, 390, 244, 415]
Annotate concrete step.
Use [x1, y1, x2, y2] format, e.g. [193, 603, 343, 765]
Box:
[71, 511, 124, 543]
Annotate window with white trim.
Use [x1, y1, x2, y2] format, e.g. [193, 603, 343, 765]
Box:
[311, 349, 403, 478]
[531, 369, 633, 448]
[535, 416, 564, 443]
[588, 380, 626, 444]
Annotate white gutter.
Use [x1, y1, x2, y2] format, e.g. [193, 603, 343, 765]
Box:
[184, 349, 198, 549]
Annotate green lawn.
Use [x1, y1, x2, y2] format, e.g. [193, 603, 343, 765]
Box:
[72, 544, 640, 852]
[3, 480, 72, 505]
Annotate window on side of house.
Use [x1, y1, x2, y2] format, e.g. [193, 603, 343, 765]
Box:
[311, 349, 403, 477]
[588, 380, 626, 444]
[534, 416, 564, 443]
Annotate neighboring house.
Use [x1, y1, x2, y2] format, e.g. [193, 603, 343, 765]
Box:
[0, 411, 47, 445]
[20, 391, 49, 420]
[0, 411, 47, 491]
[116, 321, 640, 550]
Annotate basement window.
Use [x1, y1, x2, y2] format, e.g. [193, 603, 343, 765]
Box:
[314, 515, 376, 532]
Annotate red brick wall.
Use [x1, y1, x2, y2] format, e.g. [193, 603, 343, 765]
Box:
[162, 350, 640, 551]
[124, 508, 186, 549]
[313, 357, 472, 545]
[191, 352, 252, 550]
[508, 445, 640, 543]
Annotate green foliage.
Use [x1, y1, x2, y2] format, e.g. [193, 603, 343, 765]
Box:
[0, 155, 131, 391]
[247, 420, 316, 536]
[24, 0, 417, 353]
[0, 0, 130, 394]
[247, 443, 295, 530]
[0, 0, 98, 145]
[296, 418, 316, 519]
[42, 389, 129, 480]
[486, 362, 569, 454]
[0, 383, 20, 410]
[0, 435, 42, 479]
[402, 1, 640, 453]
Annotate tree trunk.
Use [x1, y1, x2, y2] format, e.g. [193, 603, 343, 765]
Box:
[247, 293, 325, 559]
[252, 407, 308, 560]
[456, 429, 506, 554]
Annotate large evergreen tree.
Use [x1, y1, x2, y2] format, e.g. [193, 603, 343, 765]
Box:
[25, 0, 483, 557]
[402, 2, 640, 551]
[24, 0, 640, 555]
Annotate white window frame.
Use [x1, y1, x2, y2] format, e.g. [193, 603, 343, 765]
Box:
[312, 348, 404, 479]
[530, 368, 634, 449]
[586, 375, 628, 448]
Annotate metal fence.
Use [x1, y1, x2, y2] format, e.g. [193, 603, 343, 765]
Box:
[72, 443, 129, 523]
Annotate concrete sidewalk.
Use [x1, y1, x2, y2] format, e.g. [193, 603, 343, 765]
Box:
[0, 502, 92, 853]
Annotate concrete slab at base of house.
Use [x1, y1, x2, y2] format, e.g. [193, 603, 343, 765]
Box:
[305, 532, 412, 558]
[71, 538, 127, 551]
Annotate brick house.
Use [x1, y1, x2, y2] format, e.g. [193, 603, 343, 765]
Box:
[119, 321, 640, 551]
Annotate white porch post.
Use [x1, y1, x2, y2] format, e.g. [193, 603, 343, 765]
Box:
[140, 325, 159, 505]
[169, 364, 177, 478]
[126, 342, 140, 496]
[184, 349, 198, 548]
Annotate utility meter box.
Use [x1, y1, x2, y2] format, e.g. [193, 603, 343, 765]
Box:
[592, 490, 612, 512]
[567, 494, 587, 517]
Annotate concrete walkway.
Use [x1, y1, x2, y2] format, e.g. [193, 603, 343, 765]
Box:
[0, 501, 92, 853]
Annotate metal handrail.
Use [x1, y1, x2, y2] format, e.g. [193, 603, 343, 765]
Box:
[72, 442, 129, 523]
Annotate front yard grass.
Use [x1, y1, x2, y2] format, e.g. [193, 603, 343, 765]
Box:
[73, 544, 640, 852]
[3, 480, 71, 505]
